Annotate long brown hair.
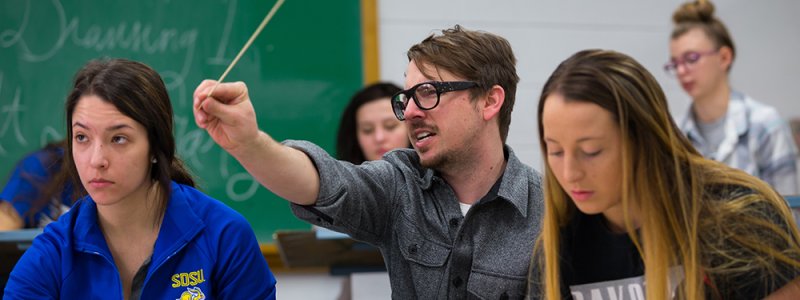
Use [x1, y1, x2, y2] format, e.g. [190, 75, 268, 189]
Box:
[534, 49, 800, 299]
[336, 82, 404, 164]
[64, 58, 195, 224]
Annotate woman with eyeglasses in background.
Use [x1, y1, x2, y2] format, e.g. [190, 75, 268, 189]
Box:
[668, 0, 799, 195]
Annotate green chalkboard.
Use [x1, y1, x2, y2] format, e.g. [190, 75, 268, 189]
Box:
[0, 0, 366, 242]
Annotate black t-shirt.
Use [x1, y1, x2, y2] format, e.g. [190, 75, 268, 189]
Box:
[559, 212, 648, 299]
[557, 207, 798, 300]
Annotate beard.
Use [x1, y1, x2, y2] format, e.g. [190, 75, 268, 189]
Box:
[417, 135, 476, 173]
[409, 109, 481, 173]
[419, 148, 449, 170]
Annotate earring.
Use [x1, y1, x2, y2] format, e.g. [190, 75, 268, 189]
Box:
[151, 157, 157, 164]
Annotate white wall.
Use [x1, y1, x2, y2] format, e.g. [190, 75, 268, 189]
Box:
[377, 0, 800, 170]
[276, 2, 800, 297]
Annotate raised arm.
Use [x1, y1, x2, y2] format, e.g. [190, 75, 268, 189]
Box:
[193, 80, 319, 205]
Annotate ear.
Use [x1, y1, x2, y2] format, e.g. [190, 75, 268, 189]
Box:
[718, 46, 734, 72]
[481, 84, 505, 121]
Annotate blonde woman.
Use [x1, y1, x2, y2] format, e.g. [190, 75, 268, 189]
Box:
[529, 49, 800, 299]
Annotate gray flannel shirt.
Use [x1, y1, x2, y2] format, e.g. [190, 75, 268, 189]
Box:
[285, 140, 544, 299]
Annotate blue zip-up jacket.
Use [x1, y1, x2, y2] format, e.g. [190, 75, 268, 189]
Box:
[4, 181, 277, 299]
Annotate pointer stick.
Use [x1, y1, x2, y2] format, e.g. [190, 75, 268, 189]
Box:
[206, 0, 285, 99]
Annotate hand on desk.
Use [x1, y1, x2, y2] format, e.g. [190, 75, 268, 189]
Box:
[0, 201, 22, 230]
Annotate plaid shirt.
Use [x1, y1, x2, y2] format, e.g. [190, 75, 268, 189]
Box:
[286, 140, 544, 299]
[681, 91, 799, 195]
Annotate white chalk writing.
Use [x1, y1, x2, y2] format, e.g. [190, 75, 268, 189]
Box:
[1, 0, 263, 202]
[0, 73, 29, 155]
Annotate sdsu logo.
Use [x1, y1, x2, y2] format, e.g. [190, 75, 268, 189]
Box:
[172, 269, 206, 300]
[178, 287, 205, 300]
[172, 269, 206, 288]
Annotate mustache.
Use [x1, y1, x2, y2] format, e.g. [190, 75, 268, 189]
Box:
[407, 119, 434, 131]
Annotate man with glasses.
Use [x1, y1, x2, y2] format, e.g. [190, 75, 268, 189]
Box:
[192, 25, 543, 299]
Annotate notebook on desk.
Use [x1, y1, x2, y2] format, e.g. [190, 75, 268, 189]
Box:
[315, 226, 351, 240]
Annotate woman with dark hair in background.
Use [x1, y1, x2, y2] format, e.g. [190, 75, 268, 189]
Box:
[336, 82, 408, 164]
[327, 82, 409, 298]
[530, 49, 800, 299]
[668, 0, 799, 195]
[5, 58, 276, 299]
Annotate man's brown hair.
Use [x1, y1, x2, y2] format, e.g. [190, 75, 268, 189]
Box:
[407, 25, 519, 142]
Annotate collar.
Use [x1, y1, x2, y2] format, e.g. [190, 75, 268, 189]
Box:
[681, 90, 749, 143]
[73, 182, 205, 262]
[151, 182, 205, 265]
[418, 145, 531, 217]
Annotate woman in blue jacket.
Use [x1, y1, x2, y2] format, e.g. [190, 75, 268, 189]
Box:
[4, 58, 277, 299]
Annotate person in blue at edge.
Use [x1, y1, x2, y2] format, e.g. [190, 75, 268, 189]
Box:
[1, 139, 73, 230]
[4, 58, 276, 299]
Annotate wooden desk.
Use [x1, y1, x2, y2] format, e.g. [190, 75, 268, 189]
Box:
[273, 231, 384, 272]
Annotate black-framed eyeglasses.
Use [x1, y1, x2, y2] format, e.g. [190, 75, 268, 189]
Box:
[663, 49, 719, 75]
[391, 81, 478, 120]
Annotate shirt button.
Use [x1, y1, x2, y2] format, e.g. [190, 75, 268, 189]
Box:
[452, 276, 463, 287]
[408, 244, 418, 254]
[449, 218, 459, 227]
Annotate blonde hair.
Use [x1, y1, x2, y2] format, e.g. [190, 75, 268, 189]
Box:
[533, 49, 800, 299]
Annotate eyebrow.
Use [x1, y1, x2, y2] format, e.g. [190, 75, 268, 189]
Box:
[672, 49, 702, 58]
[544, 136, 602, 143]
[72, 122, 134, 132]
